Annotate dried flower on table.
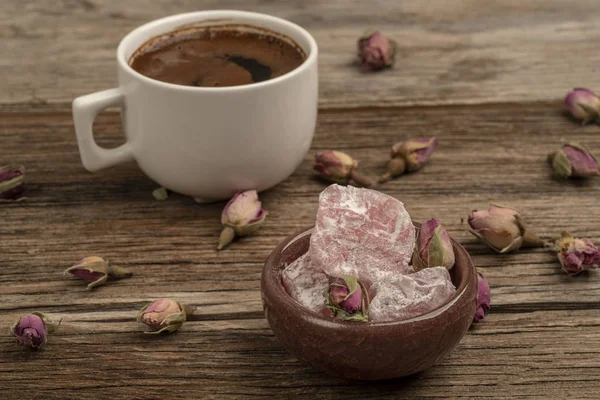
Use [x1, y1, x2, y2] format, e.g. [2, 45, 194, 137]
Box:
[473, 272, 490, 323]
[0, 165, 25, 200]
[556, 231, 600, 276]
[413, 218, 455, 271]
[10, 312, 60, 349]
[152, 187, 169, 201]
[325, 276, 369, 322]
[313, 150, 373, 187]
[379, 138, 436, 183]
[564, 88, 600, 124]
[218, 190, 268, 250]
[137, 298, 196, 334]
[64, 256, 132, 289]
[357, 30, 397, 70]
[467, 204, 545, 253]
[548, 142, 600, 179]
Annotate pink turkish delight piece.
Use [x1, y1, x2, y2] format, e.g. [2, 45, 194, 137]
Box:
[369, 267, 456, 322]
[282, 252, 329, 314]
[310, 184, 415, 284]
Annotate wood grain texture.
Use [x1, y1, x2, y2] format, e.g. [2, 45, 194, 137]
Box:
[3, 0, 600, 109]
[1, 105, 600, 398]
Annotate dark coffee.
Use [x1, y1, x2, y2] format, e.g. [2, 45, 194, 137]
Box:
[129, 25, 306, 87]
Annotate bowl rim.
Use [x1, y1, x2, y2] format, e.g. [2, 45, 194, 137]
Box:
[263, 224, 476, 328]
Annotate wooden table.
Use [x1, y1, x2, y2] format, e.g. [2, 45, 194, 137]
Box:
[2, 1, 600, 398]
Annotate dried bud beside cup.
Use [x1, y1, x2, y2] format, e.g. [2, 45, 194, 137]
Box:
[10, 312, 60, 349]
[413, 218, 455, 271]
[357, 30, 397, 70]
[556, 232, 600, 276]
[65, 256, 132, 289]
[548, 143, 600, 179]
[467, 204, 545, 253]
[313, 151, 374, 187]
[137, 298, 196, 334]
[325, 276, 369, 322]
[218, 190, 268, 250]
[380, 138, 436, 183]
[564, 88, 600, 124]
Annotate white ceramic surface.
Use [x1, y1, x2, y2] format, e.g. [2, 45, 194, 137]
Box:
[72, 11, 318, 201]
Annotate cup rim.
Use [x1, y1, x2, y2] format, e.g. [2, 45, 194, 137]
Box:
[116, 10, 318, 92]
[263, 225, 477, 328]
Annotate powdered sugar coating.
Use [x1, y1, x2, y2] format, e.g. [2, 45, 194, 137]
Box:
[282, 252, 329, 313]
[310, 184, 415, 284]
[369, 267, 456, 322]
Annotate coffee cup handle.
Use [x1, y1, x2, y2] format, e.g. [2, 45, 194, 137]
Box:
[72, 88, 134, 171]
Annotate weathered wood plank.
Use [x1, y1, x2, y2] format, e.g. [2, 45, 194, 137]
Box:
[1, 311, 600, 399]
[3, 0, 600, 109]
[1, 105, 600, 318]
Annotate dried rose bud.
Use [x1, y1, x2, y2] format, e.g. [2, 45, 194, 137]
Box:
[467, 204, 545, 253]
[564, 88, 600, 124]
[325, 276, 369, 322]
[313, 150, 373, 187]
[473, 272, 491, 323]
[0, 165, 25, 200]
[64, 256, 132, 289]
[556, 231, 600, 276]
[137, 298, 196, 334]
[548, 142, 600, 179]
[357, 30, 397, 70]
[413, 218, 455, 271]
[390, 138, 437, 172]
[10, 312, 60, 349]
[218, 190, 268, 250]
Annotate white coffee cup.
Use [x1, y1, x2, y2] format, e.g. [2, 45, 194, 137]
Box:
[73, 11, 318, 202]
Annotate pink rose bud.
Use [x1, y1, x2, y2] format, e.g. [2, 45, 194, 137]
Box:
[556, 232, 600, 276]
[137, 298, 196, 334]
[391, 138, 437, 172]
[64, 256, 132, 289]
[413, 218, 455, 271]
[380, 138, 436, 183]
[548, 142, 600, 179]
[357, 30, 397, 70]
[313, 150, 374, 187]
[473, 272, 491, 323]
[564, 88, 600, 124]
[0, 165, 25, 200]
[467, 204, 545, 253]
[325, 276, 369, 322]
[218, 190, 268, 250]
[10, 312, 60, 349]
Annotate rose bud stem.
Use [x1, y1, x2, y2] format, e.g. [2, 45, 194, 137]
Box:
[349, 169, 374, 187]
[378, 157, 406, 183]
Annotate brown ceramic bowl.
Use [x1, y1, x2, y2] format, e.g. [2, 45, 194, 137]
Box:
[261, 225, 477, 381]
